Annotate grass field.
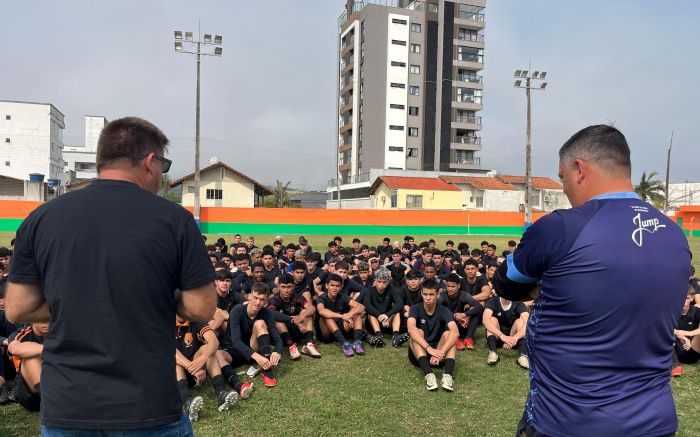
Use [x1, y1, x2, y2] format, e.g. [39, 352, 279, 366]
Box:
[0, 231, 698, 436]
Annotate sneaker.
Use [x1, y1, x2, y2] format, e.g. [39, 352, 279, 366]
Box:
[671, 365, 684, 377]
[301, 342, 321, 358]
[0, 384, 9, 405]
[184, 396, 204, 422]
[217, 390, 239, 412]
[342, 341, 355, 357]
[464, 338, 475, 350]
[487, 351, 499, 365]
[517, 354, 530, 370]
[368, 334, 385, 347]
[7, 384, 17, 403]
[392, 333, 410, 348]
[441, 374, 454, 392]
[246, 365, 261, 378]
[289, 343, 301, 360]
[239, 382, 254, 399]
[455, 339, 466, 351]
[261, 373, 277, 387]
[425, 373, 438, 391]
[353, 340, 366, 355]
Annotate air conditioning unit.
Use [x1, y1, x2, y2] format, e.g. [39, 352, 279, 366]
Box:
[519, 204, 525, 212]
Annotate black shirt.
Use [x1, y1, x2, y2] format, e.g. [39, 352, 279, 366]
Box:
[363, 286, 403, 318]
[439, 291, 483, 317]
[401, 285, 423, 309]
[267, 293, 309, 319]
[385, 261, 410, 286]
[317, 292, 353, 315]
[485, 297, 527, 333]
[678, 306, 700, 340]
[263, 266, 281, 284]
[217, 290, 245, 313]
[8, 179, 215, 429]
[227, 304, 283, 360]
[462, 275, 490, 297]
[408, 304, 454, 344]
[175, 321, 211, 361]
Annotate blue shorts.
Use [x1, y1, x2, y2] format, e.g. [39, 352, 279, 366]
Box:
[41, 412, 193, 437]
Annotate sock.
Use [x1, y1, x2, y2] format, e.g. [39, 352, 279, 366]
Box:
[212, 375, 226, 397]
[466, 316, 480, 339]
[332, 330, 346, 344]
[281, 331, 292, 346]
[302, 331, 313, 344]
[487, 335, 498, 352]
[353, 329, 363, 342]
[444, 358, 456, 376]
[177, 379, 191, 404]
[374, 327, 382, 335]
[257, 334, 275, 378]
[221, 365, 242, 391]
[517, 338, 528, 356]
[417, 355, 432, 376]
[392, 330, 399, 337]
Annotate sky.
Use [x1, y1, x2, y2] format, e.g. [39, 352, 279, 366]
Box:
[2, 0, 699, 190]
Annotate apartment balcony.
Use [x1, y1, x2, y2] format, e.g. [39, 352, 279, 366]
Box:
[454, 35, 484, 50]
[341, 40, 354, 57]
[338, 162, 352, 172]
[454, 55, 484, 71]
[453, 96, 483, 111]
[340, 100, 353, 114]
[328, 172, 371, 188]
[339, 120, 353, 134]
[449, 154, 481, 170]
[339, 141, 353, 152]
[340, 80, 354, 97]
[451, 116, 482, 131]
[455, 12, 485, 30]
[454, 74, 483, 89]
[450, 135, 482, 151]
[341, 59, 354, 76]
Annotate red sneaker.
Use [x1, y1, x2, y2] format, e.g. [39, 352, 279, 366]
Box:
[671, 365, 684, 377]
[239, 382, 254, 399]
[464, 338, 475, 350]
[261, 373, 277, 387]
[455, 339, 466, 351]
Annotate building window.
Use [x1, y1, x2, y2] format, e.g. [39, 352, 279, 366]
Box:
[391, 39, 406, 46]
[4, 138, 9, 143]
[220, 167, 225, 180]
[409, 86, 420, 95]
[457, 46, 484, 63]
[188, 186, 195, 193]
[408, 127, 419, 137]
[475, 197, 484, 208]
[390, 82, 406, 88]
[5, 115, 10, 120]
[411, 23, 422, 32]
[388, 146, 404, 152]
[410, 43, 421, 53]
[409, 106, 419, 116]
[407, 147, 419, 157]
[389, 125, 404, 131]
[206, 189, 223, 200]
[391, 192, 398, 208]
[4, 161, 9, 166]
[392, 18, 407, 25]
[390, 104, 405, 109]
[428, 3, 439, 13]
[391, 61, 406, 67]
[361, 20, 365, 31]
[457, 88, 482, 103]
[406, 195, 423, 208]
[409, 64, 420, 74]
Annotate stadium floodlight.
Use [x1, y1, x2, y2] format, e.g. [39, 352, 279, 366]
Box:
[214, 47, 222, 56]
[174, 31, 183, 40]
[520, 70, 528, 77]
[514, 69, 522, 77]
[514, 80, 522, 87]
[204, 34, 212, 43]
[541, 82, 548, 89]
[214, 35, 222, 45]
[185, 32, 193, 41]
[174, 41, 183, 51]
[539, 71, 547, 79]
[532, 71, 539, 78]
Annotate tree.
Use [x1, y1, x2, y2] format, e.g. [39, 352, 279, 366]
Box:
[634, 171, 665, 209]
[159, 174, 180, 203]
[264, 180, 291, 208]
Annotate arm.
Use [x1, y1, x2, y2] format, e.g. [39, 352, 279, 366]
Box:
[407, 317, 430, 349]
[362, 291, 381, 318]
[440, 321, 460, 354]
[7, 340, 43, 359]
[5, 283, 50, 323]
[177, 283, 217, 322]
[473, 283, 492, 303]
[386, 288, 403, 317]
[481, 308, 503, 338]
[228, 307, 255, 360]
[347, 299, 366, 317]
[675, 327, 700, 337]
[463, 293, 484, 317]
[175, 348, 192, 368]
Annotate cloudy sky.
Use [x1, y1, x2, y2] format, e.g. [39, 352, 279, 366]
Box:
[2, 0, 698, 190]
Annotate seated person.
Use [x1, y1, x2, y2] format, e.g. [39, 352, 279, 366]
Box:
[439, 273, 484, 351]
[400, 270, 423, 320]
[363, 268, 407, 348]
[671, 285, 700, 377]
[316, 274, 366, 357]
[210, 269, 245, 335]
[352, 262, 374, 289]
[268, 273, 320, 359]
[8, 322, 49, 412]
[461, 259, 492, 307]
[385, 248, 412, 288]
[232, 262, 276, 298]
[175, 317, 241, 421]
[216, 283, 283, 388]
[407, 280, 459, 392]
[482, 295, 529, 369]
[0, 282, 17, 404]
[421, 263, 446, 292]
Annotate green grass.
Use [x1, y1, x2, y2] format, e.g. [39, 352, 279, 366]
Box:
[0, 231, 699, 436]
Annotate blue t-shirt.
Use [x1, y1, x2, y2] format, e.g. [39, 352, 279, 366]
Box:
[508, 192, 691, 437]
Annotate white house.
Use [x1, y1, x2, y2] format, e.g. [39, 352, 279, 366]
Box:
[439, 175, 522, 211]
[63, 115, 107, 182]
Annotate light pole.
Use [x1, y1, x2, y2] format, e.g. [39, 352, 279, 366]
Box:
[174, 28, 223, 226]
[514, 69, 548, 228]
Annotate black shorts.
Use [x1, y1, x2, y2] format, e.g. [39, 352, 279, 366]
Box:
[17, 373, 40, 412]
[221, 346, 254, 366]
[676, 345, 700, 364]
[408, 342, 445, 368]
[316, 322, 353, 344]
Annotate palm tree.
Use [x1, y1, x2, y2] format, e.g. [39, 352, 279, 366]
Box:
[159, 174, 180, 203]
[265, 180, 291, 208]
[634, 171, 665, 209]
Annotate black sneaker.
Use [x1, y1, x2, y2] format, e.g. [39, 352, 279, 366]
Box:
[217, 390, 239, 412]
[368, 334, 382, 347]
[184, 396, 204, 421]
[392, 333, 410, 348]
[0, 384, 9, 405]
[7, 383, 18, 403]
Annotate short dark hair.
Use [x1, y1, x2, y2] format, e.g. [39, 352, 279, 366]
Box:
[286, 243, 297, 250]
[234, 254, 250, 264]
[352, 238, 361, 244]
[423, 262, 436, 270]
[446, 240, 454, 246]
[251, 282, 271, 296]
[96, 117, 169, 172]
[328, 241, 337, 248]
[422, 279, 439, 291]
[279, 273, 294, 285]
[327, 273, 343, 284]
[432, 250, 443, 257]
[335, 261, 350, 271]
[457, 242, 469, 251]
[213, 261, 229, 270]
[470, 249, 481, 257]
[273, 240, 283, 247]
[251, 262, 265, 270]
[559, 124, 631, 177]
[463, 259, 479, 268]
[406, 270, 421, 280]
[0, 247, 9, 258]
[291, 261, 306, 272]
[480, 241, 489, 246]
[488, 244, 497, 250]
[508, 240, 517, 247]
[383, 237, 391, 243]
[445, 273, 462, 284]
[216, 269, 233, 281]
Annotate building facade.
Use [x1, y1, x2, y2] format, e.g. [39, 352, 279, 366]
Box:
[0, 100, 66, 184]
[336, 0, 486, 183]
[63, 115, 106, 182]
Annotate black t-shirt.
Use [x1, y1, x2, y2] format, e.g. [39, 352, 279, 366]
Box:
[263, 266, 281, 284]
[439, 291, 482, 317]
[408, 304, 454, 344]
[268, 293, 309, 318]
[485, 297, 527, 333]
[318, 292, 353, 315]
[462, 275, 490, 297]
[385, 261, 409, 286]
[175, 321, 211, 360]
[377, 246, 392, 262]
[351, 274, 374, 289]
[232, 275, 275, 295]
[217, 290, 245, 313]
[678, 306, 700, 340]
[8, 179, 215, 429]
[363, 286, 402, 318]
[401, 285, 423, 308]
[0, 309, 17, 344]
[226, 304, 283, 360]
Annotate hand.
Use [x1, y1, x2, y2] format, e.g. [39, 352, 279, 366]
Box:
[187, 357, 207, 374]
[428, 346, 445, 361]
[291, 315, 304, 325]
[378, 314, 388, 324]
[500, 334, 518, 349]
[429, 356, 440, 366]
[342, 313, 354, 324]
[454, 313, 467, 324]
[254, 354, 272, 370]
[194, 369, 206, 385]
[679, 335, 691, 351]
[297, 322, 307, 333]
[269, 352, 281, 366]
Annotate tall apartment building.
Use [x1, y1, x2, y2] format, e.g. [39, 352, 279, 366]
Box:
[0, 100, 66, 184]
[336, 0, 485, 185]
[63, 115, 107, 182]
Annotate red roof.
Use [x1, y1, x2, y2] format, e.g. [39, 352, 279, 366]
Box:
[369, 176, 461, 194]
[498, 175, 562, 190]
[439, 176, 516, 191]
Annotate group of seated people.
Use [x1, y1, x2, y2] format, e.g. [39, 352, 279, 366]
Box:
[0, 235, 698, 423]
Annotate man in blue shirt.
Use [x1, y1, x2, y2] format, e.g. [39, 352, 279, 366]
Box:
[494, 125, 691, 437]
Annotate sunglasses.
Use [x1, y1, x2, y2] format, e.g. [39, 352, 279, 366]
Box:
[142, 153, 172, 173]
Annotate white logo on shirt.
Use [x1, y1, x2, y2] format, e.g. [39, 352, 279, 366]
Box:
[632, 212, 665, 247]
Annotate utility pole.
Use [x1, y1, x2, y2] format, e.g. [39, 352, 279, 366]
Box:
[335, 29, 342, 210]
[514, 68, 548, 228]
[663, 131, 673, 214]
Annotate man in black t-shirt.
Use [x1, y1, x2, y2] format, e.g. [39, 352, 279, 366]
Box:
[261, 249, 281, 285]
[175, 318, 240, 421]
[401, 270, 423, 319]
[7, 322, 48, 412]
[232, 262, 276, 297]
[7, 117, 216, 433]
[352, 262, 374, 289]
[482, 296, 529, 369]
[377, 238, 393, 263]
[363, 268, 407, 348]
[317, 274, 366, 357]
[461, 259, 492, 306]
[268, 274, 320, 359]
[385, 249, 411, 288]
[671, 286, 700, 377]
[210, 270, 245, 336]
[407, 280, 459, 392]
[439, 274, 483, 352]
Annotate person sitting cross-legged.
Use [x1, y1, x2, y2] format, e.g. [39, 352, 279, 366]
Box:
[671, 285, 700, 377]
[316, 273, 366, 357]
[407, 279, 459, 392]
[7, 322, 49, 412]
[482, 295, 529, 369]
[363, 267, 408, 348]
[439, 273, 484, 351]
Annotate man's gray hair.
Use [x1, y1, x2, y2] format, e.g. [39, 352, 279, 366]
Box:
[559, 125, 631, 177]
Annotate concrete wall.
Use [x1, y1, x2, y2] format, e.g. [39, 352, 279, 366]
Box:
[180, 167, 256, 208]
[484, 190, 520, 212]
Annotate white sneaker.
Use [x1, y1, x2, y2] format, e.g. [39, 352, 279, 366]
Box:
[441, 373, 454, 392]
[487, 351, 499, 365]
[302, 342, 321, 358]
[289, 343, 301, 360]
[246, 365, 261, 378]
[425, 373, 438, 391]
[517, 354, 530, 369]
